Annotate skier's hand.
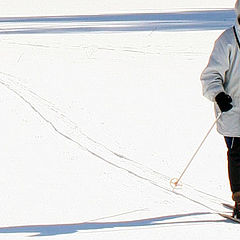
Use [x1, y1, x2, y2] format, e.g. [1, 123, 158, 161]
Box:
[215, 92, 233, 112]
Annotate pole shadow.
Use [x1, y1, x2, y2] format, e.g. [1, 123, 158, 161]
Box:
[0, 211, 227, 237]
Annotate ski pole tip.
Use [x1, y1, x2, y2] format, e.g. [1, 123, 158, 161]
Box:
[170, 178, 182, 189]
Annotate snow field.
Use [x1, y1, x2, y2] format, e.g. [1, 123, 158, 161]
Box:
[0, 0, 239, 239]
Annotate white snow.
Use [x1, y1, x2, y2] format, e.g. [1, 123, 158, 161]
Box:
[0, 0, 239, 239]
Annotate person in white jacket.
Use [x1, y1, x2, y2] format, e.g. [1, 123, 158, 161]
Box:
[201, 0, 240, 218]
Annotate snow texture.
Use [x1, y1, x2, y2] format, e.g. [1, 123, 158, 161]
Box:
[0, 0, 239, 239]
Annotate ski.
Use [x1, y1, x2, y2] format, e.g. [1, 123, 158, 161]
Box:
[222, 203, 234, 210]
[219, 213, 240, 223]
[220, 203, 240, 223]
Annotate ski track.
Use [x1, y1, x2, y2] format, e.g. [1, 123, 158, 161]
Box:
[0, 71, 231, 214]
[1, 39, 180, 57]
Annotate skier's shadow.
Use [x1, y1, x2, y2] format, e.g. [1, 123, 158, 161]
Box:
[0, 212, 226, 237]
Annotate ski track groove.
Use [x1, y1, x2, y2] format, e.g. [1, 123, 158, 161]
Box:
[1, 40, 167, 57]
[0, 71, 231, 214]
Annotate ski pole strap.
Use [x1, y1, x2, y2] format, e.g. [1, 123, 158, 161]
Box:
[233, 26, 240, 49]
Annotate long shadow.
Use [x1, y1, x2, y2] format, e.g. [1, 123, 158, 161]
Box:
[0, 9, 235, 34]
[0, 212, 227, 237]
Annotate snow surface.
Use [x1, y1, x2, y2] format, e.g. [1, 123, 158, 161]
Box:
[0, 0, 239, 239]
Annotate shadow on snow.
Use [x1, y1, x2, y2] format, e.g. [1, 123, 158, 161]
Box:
[0, 212, 227, 237]
[0, 9, 235, 34]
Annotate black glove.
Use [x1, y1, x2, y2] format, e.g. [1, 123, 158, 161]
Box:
[215, 92, 233, 112]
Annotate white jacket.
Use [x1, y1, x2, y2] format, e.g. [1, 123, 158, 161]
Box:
[201, 20, 240, 137]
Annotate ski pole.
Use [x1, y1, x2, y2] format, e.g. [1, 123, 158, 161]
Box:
[170, 113, 222, 188]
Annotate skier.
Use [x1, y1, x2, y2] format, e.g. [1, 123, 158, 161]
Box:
[201, 0, 240, 218]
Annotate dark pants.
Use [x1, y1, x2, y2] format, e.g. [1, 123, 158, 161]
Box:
[225, 137, 240, 193]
